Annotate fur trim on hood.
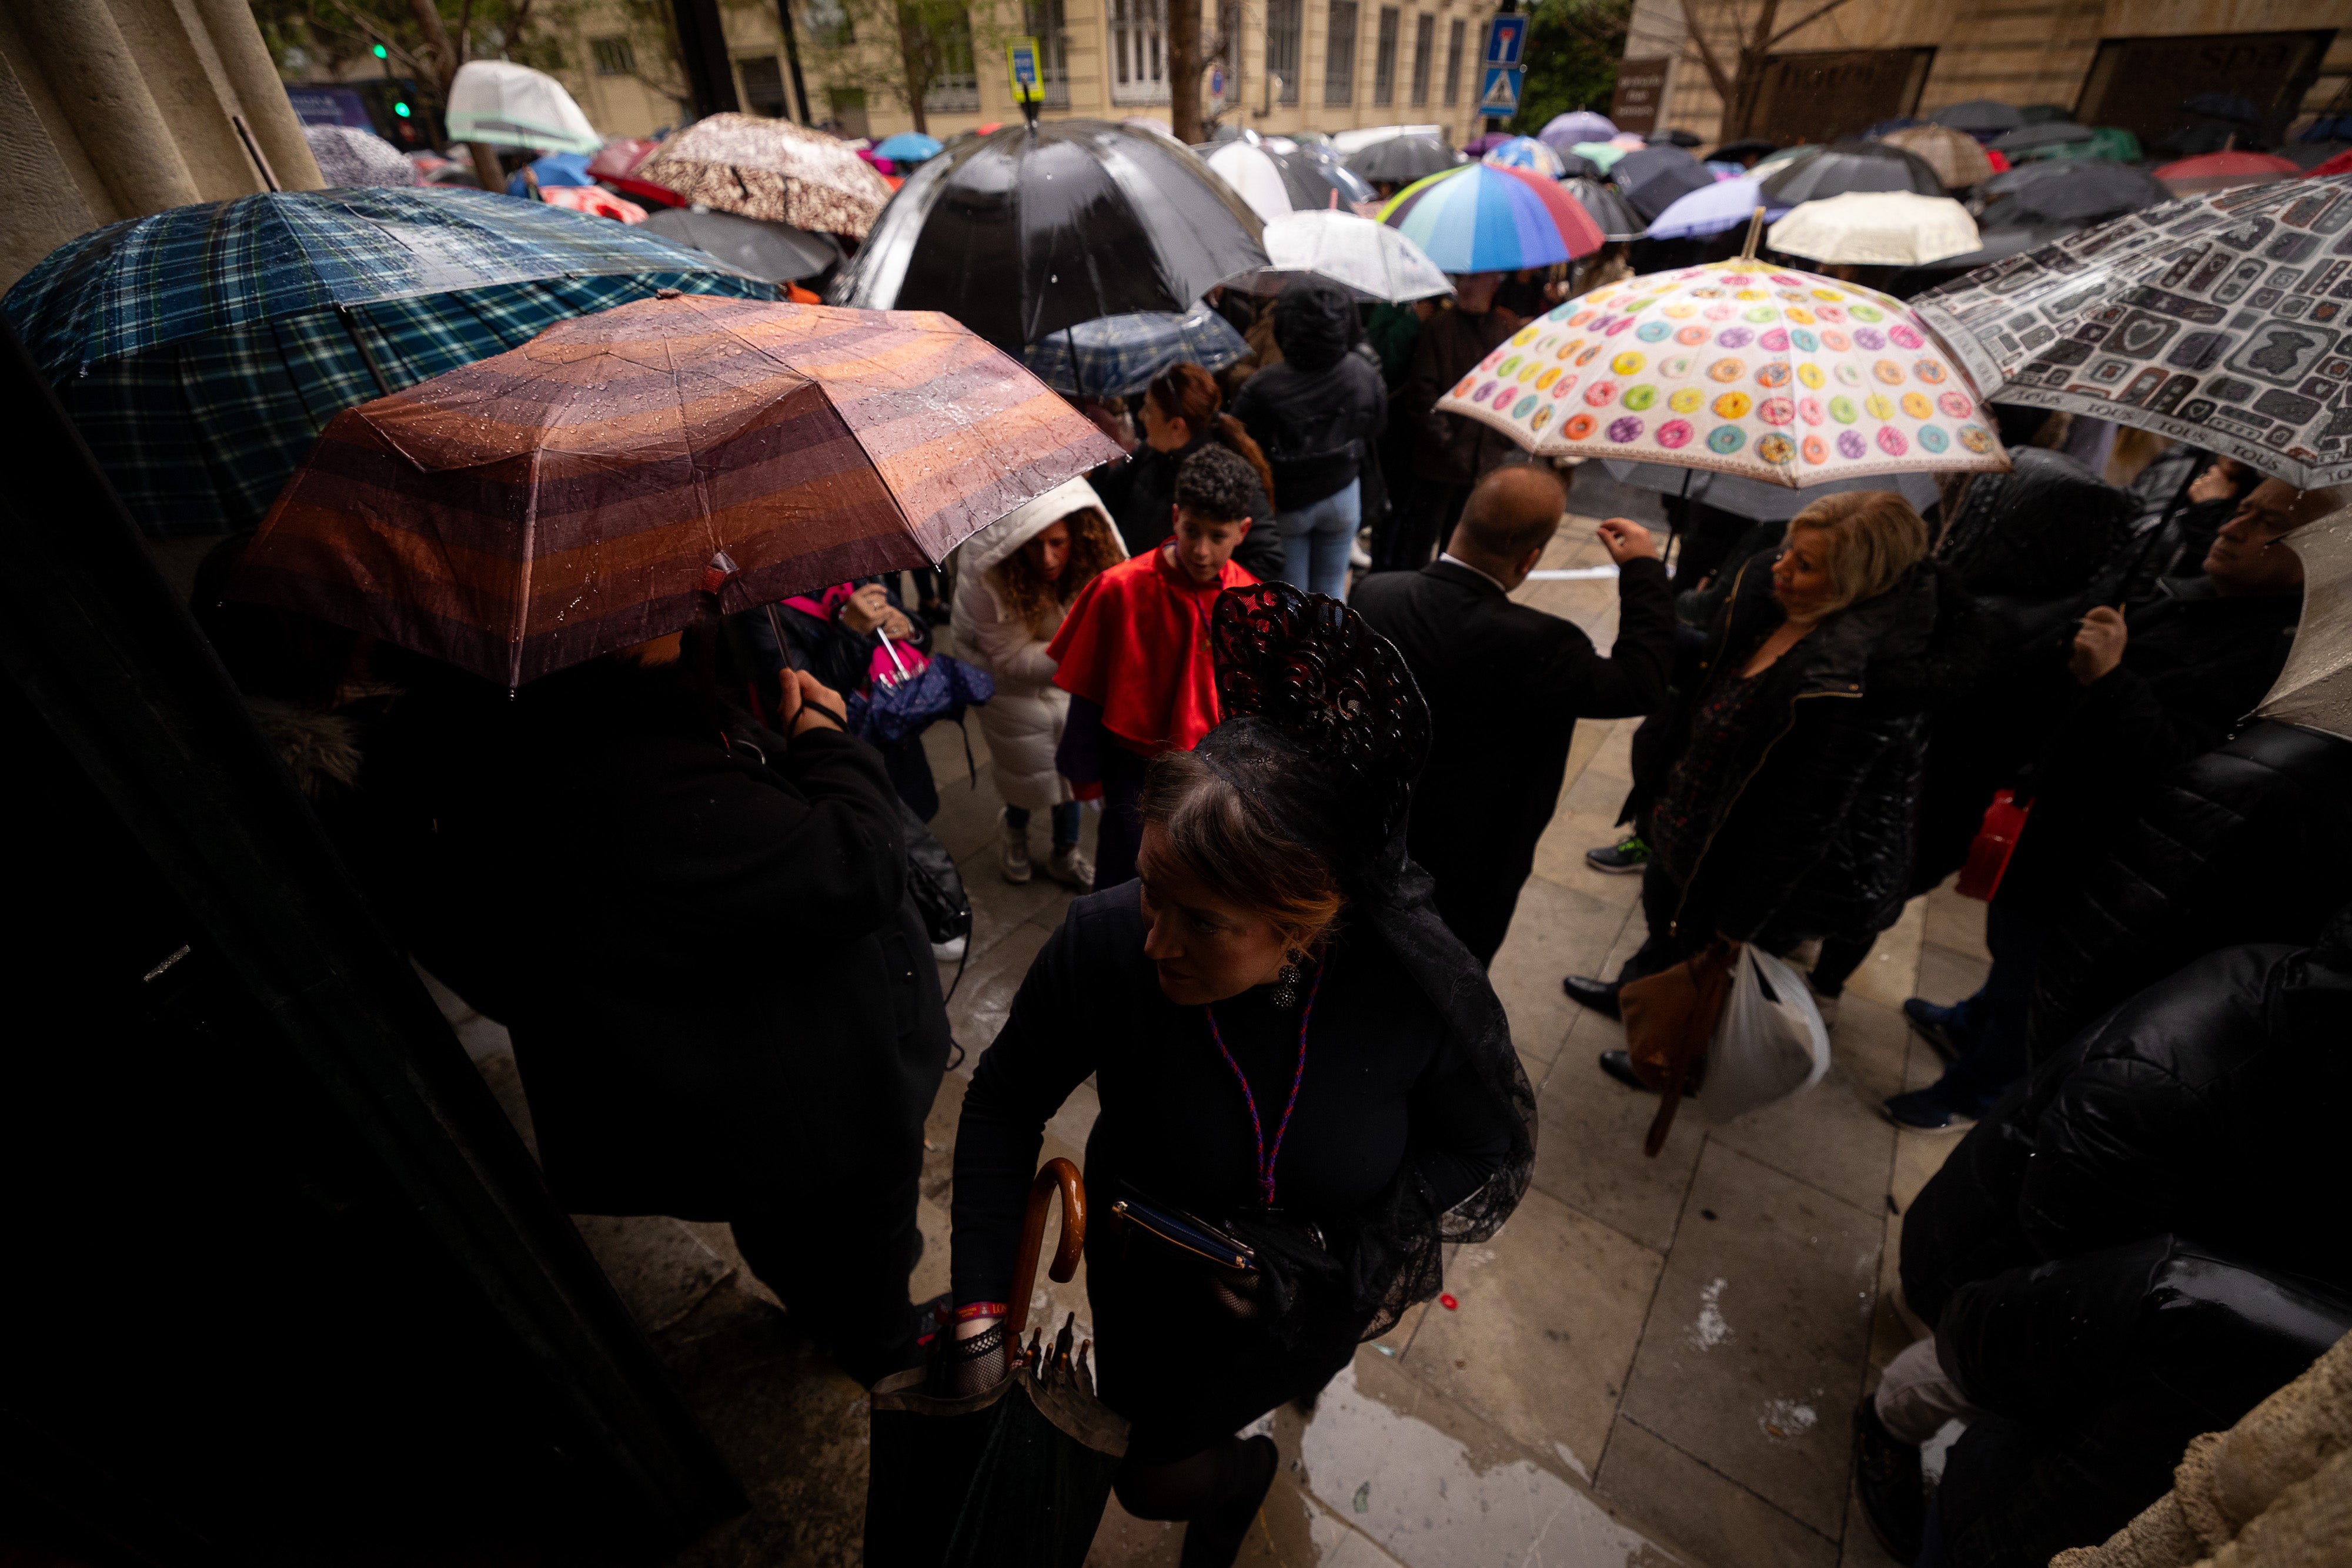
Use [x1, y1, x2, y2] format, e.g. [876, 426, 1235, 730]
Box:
[249, 696, 363, 798]
[958, 474, 1125, 577]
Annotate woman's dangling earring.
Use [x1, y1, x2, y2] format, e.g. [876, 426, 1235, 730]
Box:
[1272, 948, 1305, 1009]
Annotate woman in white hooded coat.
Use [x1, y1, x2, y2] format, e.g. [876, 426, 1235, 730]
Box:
[951, 475, 1127, 887]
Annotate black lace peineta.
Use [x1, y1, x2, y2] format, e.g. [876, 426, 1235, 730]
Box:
[1200, 582, 1535, 1341]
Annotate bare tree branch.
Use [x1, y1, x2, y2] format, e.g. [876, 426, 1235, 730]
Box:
[1766, 0, 1855, 49]
[455, 0, 476, 63]
[1679, 1, 1735, 102]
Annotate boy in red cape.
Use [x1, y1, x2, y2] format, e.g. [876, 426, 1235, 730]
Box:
[1050, 446, 1263, 889]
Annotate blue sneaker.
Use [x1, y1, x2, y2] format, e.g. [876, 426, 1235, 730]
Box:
[1883, 1086, 1976, 1134]
[1901, 997, 1970, 1065]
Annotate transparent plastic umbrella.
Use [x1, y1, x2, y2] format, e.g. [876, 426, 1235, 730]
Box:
[1228, 209, 1453, 303]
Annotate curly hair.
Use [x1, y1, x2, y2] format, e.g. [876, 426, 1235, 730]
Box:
[988, 507, 1122, 636]
[1174, 444, 1262, 524]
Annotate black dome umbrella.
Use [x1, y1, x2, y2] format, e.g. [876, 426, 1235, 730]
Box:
[1563, 176, 1646, 241]
[1609, 143, 1712, 221]
[1990, 121, 2094, 155]
[1759, 138, 1946, 202]
[1344, 133, 1458, 186]
[639, 206, 840, 283]
[831, 118, 1266, 352]
[866, 1159, 1127, 1567]
[1932, 99, 2026, 134]
[1974, 159, 2171, 225]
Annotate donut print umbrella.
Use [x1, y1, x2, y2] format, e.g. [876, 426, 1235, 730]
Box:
[1435, 259, 2012, 488]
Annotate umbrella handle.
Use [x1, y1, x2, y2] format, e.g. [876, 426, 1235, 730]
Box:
[1007, 1158, 1085, 1353]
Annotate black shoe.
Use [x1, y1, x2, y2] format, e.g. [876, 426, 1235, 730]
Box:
[1585, 835, 1651, 875]
[1562, 974, 1622, 1018]
[1852, 1396, 1925, 1562]
[1179, 1435, 1278, 1568]
[1598, 1049, 1699, 1098]
[1901, 997, 1967, 1065]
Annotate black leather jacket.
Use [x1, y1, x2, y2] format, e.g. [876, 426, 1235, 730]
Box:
[1229, 282, 1387, 510]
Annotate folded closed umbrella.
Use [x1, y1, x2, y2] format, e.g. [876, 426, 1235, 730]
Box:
[1, 188, 771, 539]
[834, 118, 1266, 353]
[1611, 144, 1713, 221]
[228, 294, 1121, 687]
[1381, 162, 1602, 272]
[1345, 133, 1458, 186]
[1439, 259, 2010, 487]
[2256, 507, 2352, 742]
[1931, 99, 2026, 136]
[1768, 191, 1980, 266]
[1023, 303, 1250, 396]
[1974, 158, 2170, 225]
[1912, 176, 2352, 487]
[1206, 136, 1295, 223]
[639, 206, 840, 282]
[634, 113, 894, 238]
[1483, 136, 1566, 178]
[1643, 176, 1788, 241]
[302, 125, 420, 187]
[1760, 139, 1946, 202]
[1991, 121, 2093, 156]
[1540, 111, 1618, 151]
[2154, 150, 2299, 197]
[1228, 209, 1452, 303]
[1563, 176, 1646, 242]
[445, 60, 602, 155]
[1883, 124, 1994, 189]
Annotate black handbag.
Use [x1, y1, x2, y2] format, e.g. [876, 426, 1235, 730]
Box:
[898, 797, 970, 950]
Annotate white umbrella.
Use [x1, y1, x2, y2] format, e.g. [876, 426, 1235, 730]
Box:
[1227, 209, 1452, 303]
[446, 60, 602, 156]
[1205, 138, 1295, 225]
[2257, 506, 2352, 743]
[1767, 191, 1980, 266]
[302, 124, 421, 187]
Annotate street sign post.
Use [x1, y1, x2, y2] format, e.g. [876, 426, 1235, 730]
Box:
[1007, 37, 1044, 125]
[1479, 15, 1526, 120]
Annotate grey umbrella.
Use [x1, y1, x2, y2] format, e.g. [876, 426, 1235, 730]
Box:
[1932, 99, 2026, 134]
[1975, 159, 2171, 225]
[1345, 135, 1458, 186]
[1759, 138, 1945, 202]
[639, 206, 840, 282]
[1991, 122, 2095, 155]
[1563, 176, 1646, 242]
[1609, 144, 1712, 221]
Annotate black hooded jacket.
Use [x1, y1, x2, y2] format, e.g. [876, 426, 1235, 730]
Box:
[1230, 282, 1387, 510]
[1625, 555, 1986, 943]
[2027, 721, 2352, 1060]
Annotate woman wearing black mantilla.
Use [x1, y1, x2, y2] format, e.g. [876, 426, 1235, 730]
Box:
[944, 583, 1536, 1566]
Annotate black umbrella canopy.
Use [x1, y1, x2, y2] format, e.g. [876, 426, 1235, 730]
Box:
[1611, 143, 1712, 220]
[1932, 99, 2026, 133]
[833, 118, 1266, 351]
[1345, 134, 1458, 186]
[1886, 222, 2079, 290]
[1647, 128, 1702, 147]
[1557, 151, 1603, 179]
[1563, 176, 1646, 241]
[1710, 137, 1780, 163]
[1976, 158, 2171, 225]
[2183, 91, 2259, 124]
[639, 206, 839, 283]
[1991, 121, 2093, 153]
[2018, 103, 2074, 125]
[1759, 138, 1946, 202]
[1271, 143, 1374, 209]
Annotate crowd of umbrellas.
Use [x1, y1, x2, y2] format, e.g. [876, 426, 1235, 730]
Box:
[7, 51, 2352, 1553]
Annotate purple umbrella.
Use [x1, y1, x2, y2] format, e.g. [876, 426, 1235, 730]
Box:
[1643, 176, 1790, 240]
[1540, 111, 1618, 151]
[1461, 131, 1515, 158]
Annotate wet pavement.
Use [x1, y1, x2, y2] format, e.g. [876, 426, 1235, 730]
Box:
[430, 514, 1986, 1567]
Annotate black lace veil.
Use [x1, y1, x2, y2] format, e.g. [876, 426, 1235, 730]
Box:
[1200, 584, 1536, 1339]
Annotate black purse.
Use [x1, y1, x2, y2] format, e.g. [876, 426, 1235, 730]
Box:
[897, 797, 970, 951]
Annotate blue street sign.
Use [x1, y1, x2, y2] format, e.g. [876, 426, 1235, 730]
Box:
[1479, 64, 1523, 115]
[1484, 14, 1527, 66]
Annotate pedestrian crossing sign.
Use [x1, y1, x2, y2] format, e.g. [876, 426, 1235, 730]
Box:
[1007, 38, 1044, 105]
[1479, 64, 1522, 115]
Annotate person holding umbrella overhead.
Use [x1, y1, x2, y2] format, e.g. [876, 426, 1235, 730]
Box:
[946, 583, 1533, 1568]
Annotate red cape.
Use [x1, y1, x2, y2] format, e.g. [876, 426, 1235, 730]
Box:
[1047, 546, 1257, 755]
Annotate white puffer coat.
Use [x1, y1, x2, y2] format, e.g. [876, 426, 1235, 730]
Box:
[950, 476, 1125, 810]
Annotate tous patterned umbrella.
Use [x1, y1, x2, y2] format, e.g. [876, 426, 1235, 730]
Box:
[632, 114, 894, 238]
[228, 295, 1121, 686]
[1910, 177, 2352, 488]
[1435, 258, 2011, 487]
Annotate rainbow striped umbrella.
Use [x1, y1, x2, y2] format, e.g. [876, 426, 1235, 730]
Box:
[1380, 163, 1603, 275]
[229, 294, 1122, 686]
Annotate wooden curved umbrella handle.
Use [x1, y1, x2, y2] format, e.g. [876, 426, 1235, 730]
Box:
[1007, 1158, 1085, 1350]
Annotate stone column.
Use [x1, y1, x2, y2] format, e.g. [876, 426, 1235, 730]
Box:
[13, 0, 201, 218]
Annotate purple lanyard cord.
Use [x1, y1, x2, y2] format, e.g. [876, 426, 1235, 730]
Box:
[1203, 965, 1322, 1207]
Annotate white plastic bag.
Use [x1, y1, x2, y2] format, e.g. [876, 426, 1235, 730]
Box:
[1699, 946, 1830, 1125]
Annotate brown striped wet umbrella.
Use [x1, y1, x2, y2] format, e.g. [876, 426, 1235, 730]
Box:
[230, 293, 1122, 686]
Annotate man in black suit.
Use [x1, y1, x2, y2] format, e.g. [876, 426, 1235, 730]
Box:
[1354, 464, 1675, 965]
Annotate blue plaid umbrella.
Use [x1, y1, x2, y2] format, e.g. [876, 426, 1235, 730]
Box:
[1021, 305, 1248, 398]
[4, 187, 774, 537]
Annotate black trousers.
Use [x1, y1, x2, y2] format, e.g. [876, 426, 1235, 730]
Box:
[1091, 741, 1152, 891]
[731, 1171, 924, 1385]
[1375, 479, 1469, 574]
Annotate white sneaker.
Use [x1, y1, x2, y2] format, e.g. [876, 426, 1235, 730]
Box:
[1046, 844, 1095, 890]
[998, 808, 1033, 884]
[931, 935, 968, 962]
[1349, 531, 1374, 570]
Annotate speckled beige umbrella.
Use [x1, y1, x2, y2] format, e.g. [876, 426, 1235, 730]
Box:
[633, 114, 893, 238]
[1883, 124, 1994, 190]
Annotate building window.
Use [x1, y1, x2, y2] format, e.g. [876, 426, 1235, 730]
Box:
[829, 86, 869, 137]
[1442, 15, 1463, 106]
[1267, 0, 1301, 104]
[923, 9, 981, 114]
[806, 0, 853, 45]
[1109, 0, 1170, 105]
[1372, 6, 1398, 106]
[1324, 0, 1357, 107]
[739, 55, 789, 116]
[1024, 0, 1071, 106]
[1410, 12, 1433, 105]
[590, 35, 636, 76]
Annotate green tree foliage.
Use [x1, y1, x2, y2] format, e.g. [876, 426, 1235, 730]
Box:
[1510, 0, 1632, 136]
[252, 1, 580, 102]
